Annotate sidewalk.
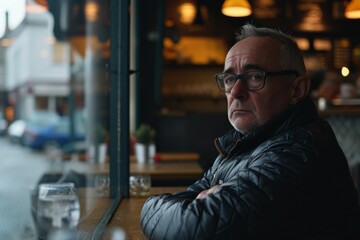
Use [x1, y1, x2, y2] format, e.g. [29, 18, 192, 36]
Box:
[0, 137, 49, 239]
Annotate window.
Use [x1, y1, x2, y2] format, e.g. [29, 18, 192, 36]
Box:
[0, 0, 129, 238]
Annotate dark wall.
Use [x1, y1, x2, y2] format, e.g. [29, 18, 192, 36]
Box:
[136, 1, 231, 173]
[155, 112, 232, 171]
[137, 0, 165, 127]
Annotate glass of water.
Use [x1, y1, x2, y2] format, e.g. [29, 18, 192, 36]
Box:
[36, 183, 80, 237]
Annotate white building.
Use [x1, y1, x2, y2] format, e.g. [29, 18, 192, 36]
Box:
[0, 0, 73, 120]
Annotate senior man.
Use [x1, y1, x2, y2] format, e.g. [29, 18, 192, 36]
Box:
[140, 24, 360, 240]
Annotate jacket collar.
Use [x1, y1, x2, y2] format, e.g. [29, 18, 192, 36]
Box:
[215, 96, 319, 157]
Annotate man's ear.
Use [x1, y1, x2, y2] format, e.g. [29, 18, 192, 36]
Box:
[290, 76, 310, 104]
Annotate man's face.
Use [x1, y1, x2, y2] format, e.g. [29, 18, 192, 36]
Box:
[224, 36, 294, 135]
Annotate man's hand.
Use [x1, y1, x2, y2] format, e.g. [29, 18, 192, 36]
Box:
[196, 185, 220, 199]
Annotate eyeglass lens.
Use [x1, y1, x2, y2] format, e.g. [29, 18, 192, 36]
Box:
[216, 71, 265, 92]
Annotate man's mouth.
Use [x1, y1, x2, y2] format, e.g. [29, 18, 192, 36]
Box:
[231, 109, 249, 117]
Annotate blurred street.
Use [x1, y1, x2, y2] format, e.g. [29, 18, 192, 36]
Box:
[0, 136, 50, 239]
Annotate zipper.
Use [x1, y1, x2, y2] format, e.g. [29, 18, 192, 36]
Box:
[212, 139, 241, 185]
[212, 157, 226, 185]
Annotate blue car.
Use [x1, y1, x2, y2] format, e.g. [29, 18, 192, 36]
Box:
[24, 116, 85, 151]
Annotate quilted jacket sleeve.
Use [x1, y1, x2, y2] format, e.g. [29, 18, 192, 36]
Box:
[140, 143, 312, 240]
[140, 183, 250, 240]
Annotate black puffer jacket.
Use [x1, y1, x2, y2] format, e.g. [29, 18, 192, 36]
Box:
[140, 96, 360, 240]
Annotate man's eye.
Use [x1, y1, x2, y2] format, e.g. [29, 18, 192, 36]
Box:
[246, 72, 263, 81]
[224, 76, 236, 84]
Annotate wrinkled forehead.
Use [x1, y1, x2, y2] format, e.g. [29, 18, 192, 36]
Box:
[225, 36, 282, 71]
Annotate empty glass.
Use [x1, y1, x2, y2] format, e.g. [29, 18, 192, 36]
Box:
[129, 174, 151, 197]
[36, 183, 80, 237]
[94, 174, 110, 196]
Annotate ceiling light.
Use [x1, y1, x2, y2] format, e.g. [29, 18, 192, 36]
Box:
[85, 2, 100, 22]
[178, 3, 196, 24]
[345, 0, 360, 19]
[221, 0, 252, 17]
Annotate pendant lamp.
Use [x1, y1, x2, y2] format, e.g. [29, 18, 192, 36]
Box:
[345, 0, 360, 19]
[222, 0, 252, 17]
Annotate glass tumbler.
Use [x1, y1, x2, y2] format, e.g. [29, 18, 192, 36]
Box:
[94, 174, 110, 196]
[36, 183, 80, 237]
[129, 174, 151, 197]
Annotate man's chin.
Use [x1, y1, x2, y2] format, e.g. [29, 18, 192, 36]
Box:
[230, 120, 258, 136]
[230, 123, 248, 136]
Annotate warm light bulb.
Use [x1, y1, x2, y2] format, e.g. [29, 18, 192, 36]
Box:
[222, 0, 252, 17]
[341, 66, 350, 77]
[345, 0, 360, 19]
[178, 3, 196, 24]
[85, 2, 99, 22]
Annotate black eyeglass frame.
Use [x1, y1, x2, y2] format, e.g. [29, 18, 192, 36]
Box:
[214, 69, 300, 92]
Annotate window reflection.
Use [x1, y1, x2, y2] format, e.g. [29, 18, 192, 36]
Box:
[0, 0, 111, 238]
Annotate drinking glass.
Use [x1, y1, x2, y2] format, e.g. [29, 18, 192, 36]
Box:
[36, 183, 80, 237]
[94, 174, 110, 196]
[129, 174, 151, 197]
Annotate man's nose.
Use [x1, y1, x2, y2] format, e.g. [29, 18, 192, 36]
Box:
[230, 78, 248, 98]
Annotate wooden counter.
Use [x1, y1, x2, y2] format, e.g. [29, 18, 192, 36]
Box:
[318, 99, 360, 117]
[76, 188, 113, 237]
[102, 187, 186, 240]
[130, 152, 200, 162]
[319, 107, 360, 117]
[75, 187, 186, 239]
[70, 160, 203, 182]
[130, 161, 203, 180]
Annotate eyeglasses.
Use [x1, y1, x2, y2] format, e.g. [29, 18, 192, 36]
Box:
[214, 69, 300, 92]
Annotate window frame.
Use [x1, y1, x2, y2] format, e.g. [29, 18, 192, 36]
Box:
[91, 0, 130, 238]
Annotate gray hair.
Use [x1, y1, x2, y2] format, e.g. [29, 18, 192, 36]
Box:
[235, 24, 306, 75]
